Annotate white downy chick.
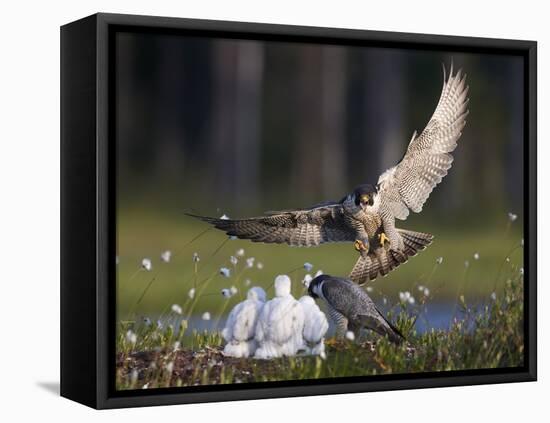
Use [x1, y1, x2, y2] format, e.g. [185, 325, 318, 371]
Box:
[299, 296, 329, 356]
[254, 275, 305, 359]
[222, 287, 267, 358]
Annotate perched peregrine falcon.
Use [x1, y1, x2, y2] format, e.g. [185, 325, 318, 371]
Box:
[189, 65, 469, 284]
[308, 274, 403, 344]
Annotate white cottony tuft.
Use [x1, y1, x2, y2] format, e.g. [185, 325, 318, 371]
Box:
[399, 291, 411, 302]
[302, 274, 313, 287]
[519, 267, 524, 275]
[171, 304, 183, 315]
[244, 278, 251, 286]
[464, 260, 470, 268]
[490, 292, 497, 301]
[230, 256, 238, 265]
[126, 330, 137, 345]
[366, 286, 373, 293]
[304, 262, 313, 272]
[408, 296, 415, 305]
[165, 362, 174, 373]
[256, 262, 264, 270]
[141, 258, 152, 271]
[192, 252, 200, 262]
[246, 257, 255, 268]
[508, 212, 518, 222]
[230, 286, 238, 295]
[314, 270, 324, 277]
[436, 256, 444, 265]
[473, 252, 480, 260]
[188, 288, 196, 300]
[220, 214, 230, 220]
[220, 267, 231, 278]
[423, 287, 430, 297]
[202, 312, 211, 321]
[345, 331, 355, 341]
[160, 250, 172, 263]
[236, 248, 245, 257]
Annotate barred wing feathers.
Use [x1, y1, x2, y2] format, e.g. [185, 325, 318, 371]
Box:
[378, 64, 469, 220]
[187, 203, 356, 247]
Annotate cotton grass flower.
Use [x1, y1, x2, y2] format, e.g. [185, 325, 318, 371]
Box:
[188, 288, 196, 300]
[302, 274, 313, 287]
[160, 250, 172, 263]
[304, 262, 313, 272]
[141, 258, 152, 271]
[230, 256, 238, 265]
[246, 257, 255, 268]
[230, 286, 238, 295]
[125, 330, 137, 345]
[519, 267, 524, 275]
[366, 286, 373, 293]
[256, 262, 264, 270]
[473, 252, 480, 260]
[508, 212, 518, 222]
[464, 260, 470, 268]
[423, 287, 430, 297]
[165, 361, 174, 373]
[399, 291, 411, 302]
[220, 214, 230, 220]
[244, 278, 251, 286]
[202, 312, 211, 321]
[236, 248, 245, 257]
[345, 331, 355, 341]
[436, 256, 443, 265]
[490, 292, 497, 301]
[219, 267, 231, 278]
[192, 252, 200, 262]
[171, 304, 183, 315]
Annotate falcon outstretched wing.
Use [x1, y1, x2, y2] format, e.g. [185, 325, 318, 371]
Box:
[187, 202, 356, 247]
[377, 64, 469, 221]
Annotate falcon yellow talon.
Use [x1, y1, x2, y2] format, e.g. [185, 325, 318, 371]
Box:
[354, 239, 368, 252]
[379, 232, 390, 246]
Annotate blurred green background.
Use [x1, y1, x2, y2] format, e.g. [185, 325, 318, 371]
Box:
[115, 31, 524, 321]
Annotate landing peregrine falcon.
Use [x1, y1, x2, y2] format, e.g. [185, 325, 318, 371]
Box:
[189, 65, 468, 284]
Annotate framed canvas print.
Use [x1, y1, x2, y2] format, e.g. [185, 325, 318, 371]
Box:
[60, 13, 537, 409]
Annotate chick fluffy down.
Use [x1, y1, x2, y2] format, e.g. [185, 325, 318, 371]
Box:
[254, 276, 305, 359]
[299, 296, 329, 355]
[222, 287, 266, 358]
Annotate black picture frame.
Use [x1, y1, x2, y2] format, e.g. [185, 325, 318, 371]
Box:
[60, 12, 537, 409]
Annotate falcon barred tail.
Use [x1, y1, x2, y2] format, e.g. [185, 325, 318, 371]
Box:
[349, 229, 433, 285]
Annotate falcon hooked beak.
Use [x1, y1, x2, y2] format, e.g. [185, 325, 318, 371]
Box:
[360, 194, 370, 206]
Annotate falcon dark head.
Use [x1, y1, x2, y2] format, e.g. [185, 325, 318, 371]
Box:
[308, 274, 331, 299]
[353, 184, 378, 208]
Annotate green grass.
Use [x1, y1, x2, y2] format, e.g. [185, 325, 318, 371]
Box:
[115, 270, 524, 390]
